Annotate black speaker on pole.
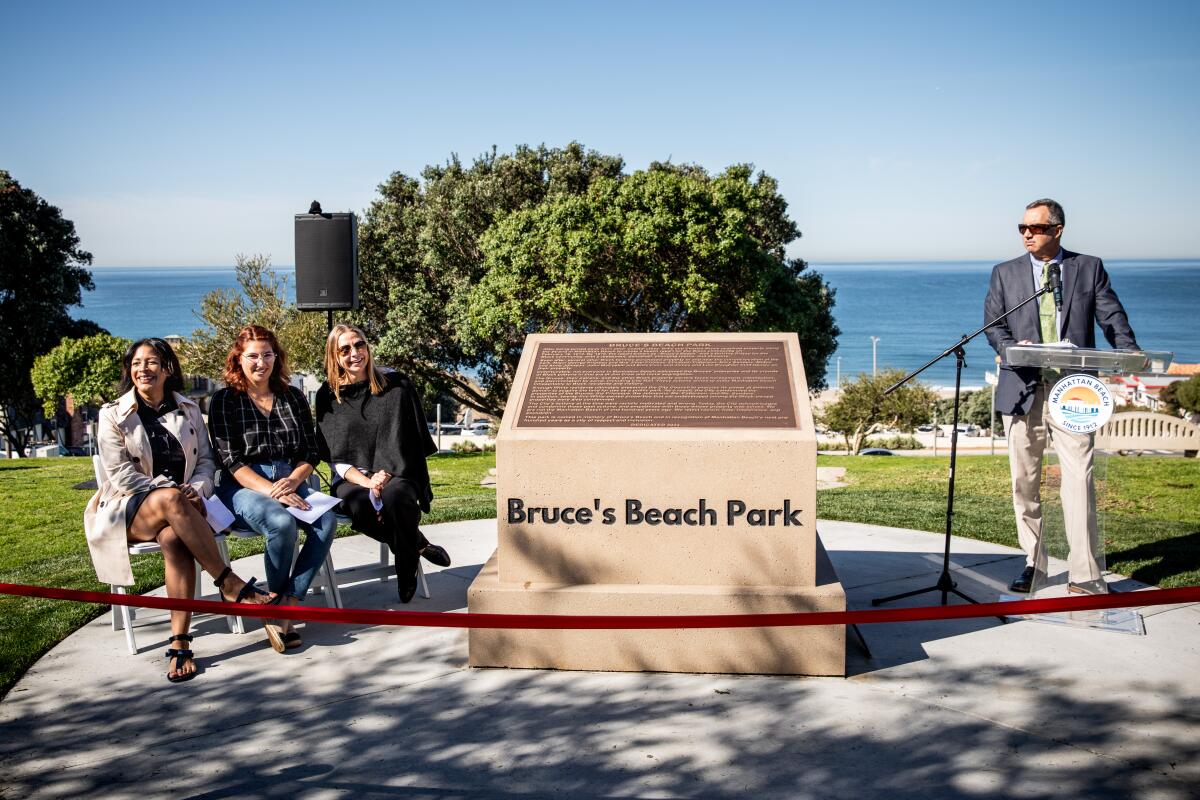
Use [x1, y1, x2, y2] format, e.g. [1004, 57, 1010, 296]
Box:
[294, 211, 358, 310]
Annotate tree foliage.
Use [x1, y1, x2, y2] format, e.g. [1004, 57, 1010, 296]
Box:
[31, 333, 129, 416]
[182, 254, 326, 380]
[955, 387, 999, 430]
[356, 143, 838, 416]
[1174, 374, 1200, 415]
[355, 143, 624, 415]
[1158, 380, 1181, 416]
[820, 370, 937, 455]
[0, 170, 103, 455]
[930, 388, 995, 429]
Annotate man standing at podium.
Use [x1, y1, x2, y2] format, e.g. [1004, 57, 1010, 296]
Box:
[984, 198, 1139, 595]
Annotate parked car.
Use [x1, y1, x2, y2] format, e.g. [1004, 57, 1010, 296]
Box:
[462, 422, 494, 436]
[935, 423, 978, 437]
[859, 448, 894, 456]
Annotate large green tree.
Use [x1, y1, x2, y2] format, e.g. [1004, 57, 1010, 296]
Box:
[356, 143, 838, 416]
[355, 143, 624, 415]
[182, 254, 326, 380]
[31, 333, 129, 416]
[820, 370, 937, 455]
[0, 170, 103, 455]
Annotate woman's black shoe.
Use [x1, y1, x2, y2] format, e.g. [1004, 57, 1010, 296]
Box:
[419, 543, 451, 568]
[397, 568, 419, 604]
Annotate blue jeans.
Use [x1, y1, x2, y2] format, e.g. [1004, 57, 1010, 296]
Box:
[217, 461, 337, 600]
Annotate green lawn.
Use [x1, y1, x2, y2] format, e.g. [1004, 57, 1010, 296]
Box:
[1, 451, 1196, 700]
[0, 451, 496, 699]
[816, 454, 1200, 589]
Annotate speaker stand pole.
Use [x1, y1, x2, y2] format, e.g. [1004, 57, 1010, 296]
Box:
[327, 310, 333, 335]
[869, 281, 1054, 621]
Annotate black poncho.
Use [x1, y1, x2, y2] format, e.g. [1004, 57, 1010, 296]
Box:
[315, 371, 437, 512]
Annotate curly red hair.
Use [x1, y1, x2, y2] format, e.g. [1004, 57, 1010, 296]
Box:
[222, 325, 291, 394]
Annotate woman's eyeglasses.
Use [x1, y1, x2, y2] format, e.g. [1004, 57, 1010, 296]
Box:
[242, 352, 276, 363]
[337, 340, 368, 357]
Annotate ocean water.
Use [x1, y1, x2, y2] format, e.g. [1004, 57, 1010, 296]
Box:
[73, 267, 295, 341]
[74, 261, 1198, 388]
[814, 260, 1200, 387]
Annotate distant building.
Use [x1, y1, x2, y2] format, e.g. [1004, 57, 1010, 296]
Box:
[1167, 362, 1200, 377]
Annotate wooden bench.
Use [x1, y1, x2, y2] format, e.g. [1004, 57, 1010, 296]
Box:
[1096, 411, 1200, 456]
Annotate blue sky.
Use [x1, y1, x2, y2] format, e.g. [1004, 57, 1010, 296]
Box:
[3, 1, 1199, 265]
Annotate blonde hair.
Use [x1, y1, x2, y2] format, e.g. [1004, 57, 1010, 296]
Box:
[324, 323, 386, 402]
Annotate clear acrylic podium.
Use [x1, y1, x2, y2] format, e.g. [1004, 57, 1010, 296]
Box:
[1000, 345, 1174, 634]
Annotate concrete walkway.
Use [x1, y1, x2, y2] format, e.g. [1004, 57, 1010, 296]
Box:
[2, 519, 1198, 800]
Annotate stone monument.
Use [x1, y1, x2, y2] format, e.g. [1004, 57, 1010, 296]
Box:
[467, 332, 846, 675]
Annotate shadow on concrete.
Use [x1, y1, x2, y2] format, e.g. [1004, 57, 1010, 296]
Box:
[5, 517, 1197, 799]
[1, 640, 1196, 800]
[1107, 530, 1200, 587]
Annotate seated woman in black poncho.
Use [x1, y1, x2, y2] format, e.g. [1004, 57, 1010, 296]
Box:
[315, 324, 450, 603]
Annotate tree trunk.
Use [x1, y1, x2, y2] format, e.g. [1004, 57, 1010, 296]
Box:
[3, 426, 27, 458]
[850, 425, 866, 456]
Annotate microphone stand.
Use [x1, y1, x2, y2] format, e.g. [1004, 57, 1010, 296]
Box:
[870, 281, 1054, 614]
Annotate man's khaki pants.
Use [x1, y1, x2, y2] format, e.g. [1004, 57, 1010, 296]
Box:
[1002, 382, 1103, 584]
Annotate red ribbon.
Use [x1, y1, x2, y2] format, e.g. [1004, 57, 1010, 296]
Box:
[3, 582, 1198, 629]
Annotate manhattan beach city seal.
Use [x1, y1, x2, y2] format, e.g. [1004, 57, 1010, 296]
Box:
[1048, 373, 1114, 434]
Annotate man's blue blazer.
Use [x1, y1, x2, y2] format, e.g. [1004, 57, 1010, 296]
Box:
[983, 250, 1138, 416]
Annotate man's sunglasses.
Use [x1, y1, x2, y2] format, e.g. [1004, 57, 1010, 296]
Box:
[337, 340, 368, 357]
[1018, 223, 1060, 235]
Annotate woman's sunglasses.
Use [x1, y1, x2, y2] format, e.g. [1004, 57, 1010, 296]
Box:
[337, 340, 368, 357]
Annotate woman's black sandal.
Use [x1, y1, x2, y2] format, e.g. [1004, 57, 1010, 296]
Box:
[213, 566, 268, 602]
[165, 634, 196, 683]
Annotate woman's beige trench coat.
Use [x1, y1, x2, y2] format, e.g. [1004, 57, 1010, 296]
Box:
[83, 389, 217, 586]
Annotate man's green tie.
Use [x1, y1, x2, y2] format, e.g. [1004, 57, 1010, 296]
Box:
[1040, 260, 1060, 383]
[1039, 261, 1058, 344]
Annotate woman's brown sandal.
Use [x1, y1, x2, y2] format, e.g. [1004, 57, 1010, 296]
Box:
[165, 634, 197, 683]
[263, 621, 286, 653]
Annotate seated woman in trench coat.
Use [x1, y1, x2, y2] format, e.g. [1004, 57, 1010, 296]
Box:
[84, 337, 271, 682]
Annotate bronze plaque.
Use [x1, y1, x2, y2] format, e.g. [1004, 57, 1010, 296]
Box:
[515, 340, 797, 428]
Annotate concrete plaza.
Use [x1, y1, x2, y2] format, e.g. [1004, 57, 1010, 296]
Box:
[2, 519, 1197, 799]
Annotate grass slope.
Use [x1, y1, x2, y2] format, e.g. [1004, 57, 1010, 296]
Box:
[0, 452, 496, 698]
[1, 451, 1195, 699]
[815, 454, 1200, 588]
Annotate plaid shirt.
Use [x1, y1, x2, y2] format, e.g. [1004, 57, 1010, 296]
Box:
[208, 385, 320, 473]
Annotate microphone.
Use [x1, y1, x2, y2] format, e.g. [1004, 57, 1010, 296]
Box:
[1048, 263, 1063, 312]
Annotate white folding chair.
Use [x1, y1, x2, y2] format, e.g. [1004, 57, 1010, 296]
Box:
[227, 525, 343, 610]
[93, 456, 240, 654]
[329, 526, 430, 599]
[226, 472, 344, 618]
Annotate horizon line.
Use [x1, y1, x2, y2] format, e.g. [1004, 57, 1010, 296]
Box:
[86, 256, 1200, 269]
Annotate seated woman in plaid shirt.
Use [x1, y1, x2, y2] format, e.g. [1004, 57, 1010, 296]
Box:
[209, 325, 337, 653]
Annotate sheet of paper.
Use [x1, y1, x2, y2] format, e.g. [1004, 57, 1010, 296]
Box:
[287, 490, 342, 524]
[203, 494, 235, 533]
